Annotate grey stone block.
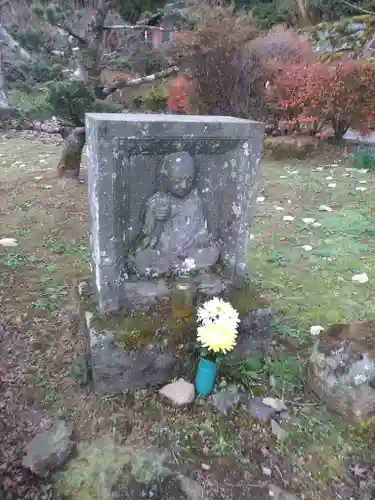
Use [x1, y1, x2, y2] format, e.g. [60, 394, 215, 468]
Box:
[86, 312, 196, 393]
[86, 113, 264, 314]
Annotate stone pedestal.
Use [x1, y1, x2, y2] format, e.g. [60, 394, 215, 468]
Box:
[85, 113, 264, 314]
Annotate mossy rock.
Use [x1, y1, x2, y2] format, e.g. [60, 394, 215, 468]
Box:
[54, 437, 169, 500]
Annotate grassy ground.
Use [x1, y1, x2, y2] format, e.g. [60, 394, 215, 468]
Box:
[0, 136, 374, 499]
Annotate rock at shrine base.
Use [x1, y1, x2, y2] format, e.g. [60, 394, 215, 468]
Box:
[82, 275, 273, 394]
[86, 309, 197, 394]
[307, 322, 375, 423]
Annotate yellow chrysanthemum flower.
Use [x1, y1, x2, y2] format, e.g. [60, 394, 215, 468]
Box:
[197, 322, 237, 354]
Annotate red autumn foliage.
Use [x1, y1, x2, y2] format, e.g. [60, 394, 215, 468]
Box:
[270, 60, 375, 140]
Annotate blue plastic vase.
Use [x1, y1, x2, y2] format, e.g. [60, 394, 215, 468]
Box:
[195, 358, 217, 396]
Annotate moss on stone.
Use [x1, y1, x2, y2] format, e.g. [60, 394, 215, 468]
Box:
[91, 299, 197, 351]
[54, 438, 168, 500]
[227, 284, 269, 316]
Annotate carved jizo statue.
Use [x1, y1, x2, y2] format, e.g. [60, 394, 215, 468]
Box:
[134, 151, 219, 276]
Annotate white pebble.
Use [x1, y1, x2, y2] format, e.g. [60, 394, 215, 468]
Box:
[318, 205, 333, 212]
[310, 325, 324, 336]
[351, 272, 369, 284]
[328, 183, 336, 188]
[283, 215, 295, 222]
[356, 186, 367, 192]
[256, 196, 265, 203]
[301, 245, 313, 251]
[274, 206, 284, 211]
[0, 237, 18, 247]
[302, 218, 315, 225]
[325, 176, 333, 180]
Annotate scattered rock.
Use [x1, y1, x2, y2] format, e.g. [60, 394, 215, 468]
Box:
[262, 397, 287, 412]
[201, 463, 210, 471]
[159, 379, 195, 407]
[271, 420, 287, 441]
[218, 378, 227, 388]
[22, 421, 74, 477]
[261, 465, 272, 476]
[268, 484, 301, 499]
[162, 474, 204, 500]
[307, 322, 375, 422]
[244, 396, 280, 422]
[211, 385, 240, 416]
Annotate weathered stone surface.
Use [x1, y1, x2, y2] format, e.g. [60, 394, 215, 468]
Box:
[159, 379, 195, 407]
[307, 322, 375, 423]
[86, 312, 196, 393]
[228, 308, 272, 361]
[161, 474, 204, 500]
[268, 485, 301, 500]
[55, 436, 202, 500]
[244, 396, 279, 422]
[22, 421, 74, 477]
[211, 384, 240, 416]
[85, 113, 264, 313]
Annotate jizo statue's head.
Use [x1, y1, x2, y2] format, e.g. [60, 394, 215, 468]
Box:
[161, 152, 195, 198]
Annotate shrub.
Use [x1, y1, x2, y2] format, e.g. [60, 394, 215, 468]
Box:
[172, 7, 268, 120]
[22, 57, 63, 83]
[132, 82, 169, 111]
[46, 81, 122, 126]
[251, 25, 315, 67]
[270, 60, 375, 140]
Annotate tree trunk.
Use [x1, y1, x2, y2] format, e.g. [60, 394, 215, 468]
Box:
[0, 24, 31, 63]
[57, 127, 86, 178]
[332, 117, 349, 142]
[77, 0, 113, 94]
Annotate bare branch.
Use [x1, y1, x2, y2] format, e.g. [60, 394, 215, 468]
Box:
[103, 24, 172, 31]
[104, 66, 179, 94]
[54, 22, 87, 45]
[340, 0, 375, 15]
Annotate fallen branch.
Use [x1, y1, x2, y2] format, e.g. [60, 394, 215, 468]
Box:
[54, 22, 87, 45]
[340, 0, 375, 15]
[103, 24, 172, 31]
[104, 66, 179, 94]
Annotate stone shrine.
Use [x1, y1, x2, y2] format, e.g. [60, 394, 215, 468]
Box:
[86, 113, 264, 314]
[84, 113, 265, 393]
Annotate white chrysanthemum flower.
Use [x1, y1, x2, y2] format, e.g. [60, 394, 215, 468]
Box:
[197, 297, 240, 330]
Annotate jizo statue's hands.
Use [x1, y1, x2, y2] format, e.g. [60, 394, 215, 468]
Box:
[152, 197, 170, 221]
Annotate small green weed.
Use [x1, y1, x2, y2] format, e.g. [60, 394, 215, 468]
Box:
[266, 251, 285, 267]
[42, 235, 70, 254]
[225, 357, 264, 389]
[266, 357, 304, 398]
[1, 253, 25, 269]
